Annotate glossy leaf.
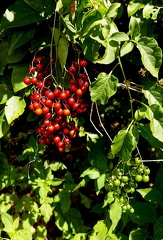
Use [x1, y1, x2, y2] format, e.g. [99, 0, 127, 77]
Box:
[0, 84, 12, 104]
[5, 96, 26, 124]
[0, 0, 49, 30]
[107, 3, 121, 19]
[136, 37, 162, 78]
[137, 188, 163, 205]
[142, 81, 163, 107]
[103, 192, 114, 207]
[94, 41, 118, 64]
[120, 40, 134, 57]
[11, 63, 30, 92]
[127, 1, 144, 17]
[154, 216, 163, 240]
[129, 16, 140, 39]
[129, 228, 149, 240]
[90, 72, 118, 105]
[111, 126, 139, 162]
[110, 32, 129, 42]
[110, 198, 122, 231]
[8, 28, 36, 54]
[24, 0, 56, 13]
[95, 173, 106, 195]
[80, 167, 100, 179]
[12, 229, 32, 240]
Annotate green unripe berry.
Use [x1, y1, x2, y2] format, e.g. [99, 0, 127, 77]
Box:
[131, 167, 137, 177]
[135, 174, 143, 182]
[113, 179, 121, 187]
[142, 175, 150, 182]
[121, 175, 129, 183]
[129, 207, 134, 213]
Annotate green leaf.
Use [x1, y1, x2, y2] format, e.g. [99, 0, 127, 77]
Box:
[40, 203, 53, 223]
[0, 194, 12, 213]
[143, 4, 159, 20]
[129, 202, 157, 225]
[129, 228, 149, 240]
[142, 81, 163, 107]
[59, 190, 71, 213]
[136, 37, 162, 78]
[82, 37, 100, 61]
[0, 84, 13, 104]
[139, 123, 163, 148]
[73, 177, 90, 192]
[154, 216, 163, 240]
[90, 72, 118, 105]
[111, 126, 139, 162]
[80, 167, 100, 179]
[90, 220, 108, 239]
[50, 162, 67, 171]
[129, 16, 140, 39]
[95, 173, 106, 195]
[120, 41, 134, 57]
[0, 212, 14, 233]
[5, 96, 26, 124]
[0, 0, 50, 30]
[107, 3, 121, 19]
[127, 1, 145, 17]
[110, 198, 122, 231]
[13, 229, 32, 240]
[94, 41, 118, 64]
[24, 0, 56, 13]
[80, 193, 91, 208]
[0, 111, 9, 138]
[8, 28, 36, 54]
[11, 63, 29, 92]
[103, 192, 114, 207]
[110, 32, 129, 42]
[57, 36, 69, 71]
[137, 188, 163, 205]
[147, 104, 163, 143]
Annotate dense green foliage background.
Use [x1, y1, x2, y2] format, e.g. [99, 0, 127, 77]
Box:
[1, 0, 163, 239]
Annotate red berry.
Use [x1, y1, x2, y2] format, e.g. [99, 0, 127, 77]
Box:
[76, 89, 83, 97]
[68, 66, 76, 74]
[36, 63, 45, 71]
[63, 109, 70, 116]
[39, 138, 45, 144]
[33, 56, 44, 63]
[47, 125, 55, 133]
[53, 136, 61, 144]
[54, 123, 60, 131]
[53, 102, 61, 111]
[23, 77, 31, 85]
[70, 84, 78, 92]
[35, 108, 43, 116]
[79, 59, 87, 67]
[54, 88, 61, 97]
[28, 66, 36, 73]
[45, 99, 53, 108]
[42, 107, 49, 114]
[72, 61, 79, 68]
[29, 103, 34, 111]
[57, 108, 64, 116]
[31, 77, 38, 84]
[44, 119, 51, 127]
[68, 97, 75, 105]
[44, 112, 52, 119]
[60, 90, 67, 100]
[37, 71, 44, 79]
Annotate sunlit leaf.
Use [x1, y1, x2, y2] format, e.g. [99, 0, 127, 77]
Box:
[110, 198, 122, 231]
[5, 96, 26, 124]
[57, 37, 69, 71]
[142, 81, 163, 107]
[120, 40, 134, 57]
[90, 72, 118, 105]
[40, 203, 53, 223]
[136, 37, 162, 78]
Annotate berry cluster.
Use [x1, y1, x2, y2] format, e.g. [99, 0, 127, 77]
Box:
[105, 157, 150, 213]
[23, 55, 89, 152]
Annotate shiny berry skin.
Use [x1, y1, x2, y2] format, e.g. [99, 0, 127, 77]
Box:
[35, 108, 43, 116]
[42, 107, 49, 114]
[28, 66, 36, 73]
[33, 56, 44, 63]
[45, 99, 53, 108]
[23, 77, 31, 85]
[54, 88, 61, 97]
[57, 108, 64, 116]
[31, 77, 38, 84]
[39, 138, 46, 144]
[63, 109, 70, 116]
[53, 136, 61, 144]
[53, 102, 61, 111]
[68, 66, 76, 74]
[53, 123, 60, 131]
[79, 59, 87, 67]
[60, 91, 67, 100]
[36, 63, 45, 71]
[76, 89, 83, 97]
[37, 71, 44, 79]
[68, 97, 75, 105]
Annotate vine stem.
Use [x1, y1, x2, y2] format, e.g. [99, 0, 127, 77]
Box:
[117, 56, 134, 119]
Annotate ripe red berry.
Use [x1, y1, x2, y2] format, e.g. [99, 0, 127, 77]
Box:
[63, 109, 70, 116]
[79, 59, 87, 67]
[23, 77, 31, 85]
[53, 102, 61, 111]
[31, 77, 38, 84]
[28, 66, 36, 73]
[68, 66, 76, 74]
[44, 119, 51, 126]
[37, 71, 44, 79]
[39, 138, 46, 144]
[53, 123, 60, 131]
[45, 99, 53, 108]
[53, 136, 61, 144]
[47, 125, 55, 133]
[57, 108, 64, 116]
[35, 108, 43, 116]
[68, 97, 75, 105]
[33, 56, 44, 63]
[70, 84, 78, 92]
[42, 107, 49, 114]
[60, 90, 67, 100]
[36, 63, 45, 71]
